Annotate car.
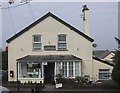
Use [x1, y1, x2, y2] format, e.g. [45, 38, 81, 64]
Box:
[0, 86, 10, 93]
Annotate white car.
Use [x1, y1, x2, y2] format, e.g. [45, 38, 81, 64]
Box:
[0, 86, 10, 93]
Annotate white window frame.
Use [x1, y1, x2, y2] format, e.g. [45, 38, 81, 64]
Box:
[18, 62, 43, 79]
[55, 62, 80, 78]
[75, 62, 80, 77]
[99, 69, 109, 80]
[62, 62, 67, 77]
[33, 35, 42, 51]
[68, 62, 74, 77]
[58, 34, 67, 50]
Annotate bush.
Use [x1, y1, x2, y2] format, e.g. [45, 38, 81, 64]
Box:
[63, 78, 75, 85]
[55, 74, 75, 85]
[56, 74, 64, 83]
[75, 76, 86, 84]
[101, 80, 118, 89]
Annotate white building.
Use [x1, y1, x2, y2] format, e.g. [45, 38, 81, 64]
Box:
[6, 5, 114, 83]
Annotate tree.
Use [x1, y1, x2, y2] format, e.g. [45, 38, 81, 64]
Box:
[2, 47, 8, 70]
[111, 38, 120, 86]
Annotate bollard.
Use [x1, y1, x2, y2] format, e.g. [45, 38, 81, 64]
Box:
[40, 81, 42, 93]
[35, 83, 39, 93]
[35, 81, 42, 93]
[17, 80, 20, 92]
[31, 88, 34, 93]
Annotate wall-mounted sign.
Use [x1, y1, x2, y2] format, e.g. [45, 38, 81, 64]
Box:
[42, 62, 47, 65]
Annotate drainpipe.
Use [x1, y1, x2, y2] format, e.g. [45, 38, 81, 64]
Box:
[16, 62, 18, 82]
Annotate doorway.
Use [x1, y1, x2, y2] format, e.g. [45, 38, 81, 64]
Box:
[44, 62, 55, 84]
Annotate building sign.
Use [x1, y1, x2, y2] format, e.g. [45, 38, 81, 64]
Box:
[44, 45, 56, 51]
[42, 62, 47, 65]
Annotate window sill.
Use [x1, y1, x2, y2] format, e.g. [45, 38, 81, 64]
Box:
[32, 50, 43, 52]
[57, 49, 68, 51]
[98, 79, 109, 81]
[18, 77, 43, 79]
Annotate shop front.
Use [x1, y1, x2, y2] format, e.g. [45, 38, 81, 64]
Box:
[17, 55, 82, 84]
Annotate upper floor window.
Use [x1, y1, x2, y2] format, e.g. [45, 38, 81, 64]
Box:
[58, 34, 67, 50]
[33, 35, 42, 50]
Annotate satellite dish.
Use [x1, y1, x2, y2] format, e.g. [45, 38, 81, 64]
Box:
[92, 43, 97, 48]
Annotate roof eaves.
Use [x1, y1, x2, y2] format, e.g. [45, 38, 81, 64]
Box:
[49, 13, 94, 42]
[6, 12, 51, 43]
[17, 55, 82, 62]
[93, 56, 114, 67]
[6, 12, 94, 43]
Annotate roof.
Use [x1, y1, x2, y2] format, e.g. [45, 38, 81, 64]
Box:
[93, 50, 106, 58]
[93, 56, 114, 67]
[99, 50, 111, 59]
[93, 50, 114, 59]
[6, 12, 94, 43]
[17, 55, 82, 62]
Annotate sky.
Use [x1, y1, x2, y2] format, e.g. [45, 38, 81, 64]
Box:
[1, 0, 119, 50]
[119, 1, 120, 50]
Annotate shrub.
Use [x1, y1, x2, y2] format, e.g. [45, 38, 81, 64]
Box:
[56, 74, 64, 83]
[101, 80, 118, 89]
[75, 76, 86, 84]
[55, 74, 75, 85]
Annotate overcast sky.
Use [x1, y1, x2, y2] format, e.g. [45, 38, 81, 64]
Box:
[1, 1, 119, 50]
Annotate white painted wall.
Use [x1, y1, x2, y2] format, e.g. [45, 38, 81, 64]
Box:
[8, 16, 93, 82]
[92, 59, 113, 81]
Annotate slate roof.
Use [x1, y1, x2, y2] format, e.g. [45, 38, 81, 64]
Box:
[6, 12, 94, 43]
[93, 50, 114, 59]
[17, 55, 82, 62]
[99, 50, 111, 59]
[17, 55, 114, 67]
[93, 50, 106, 58]
[93, 56, 114, 67]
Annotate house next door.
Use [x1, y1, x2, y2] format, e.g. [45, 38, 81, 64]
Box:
[44, 62, 55, 84]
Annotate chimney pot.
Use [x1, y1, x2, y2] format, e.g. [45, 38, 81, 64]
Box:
[82, 5, 89, 12]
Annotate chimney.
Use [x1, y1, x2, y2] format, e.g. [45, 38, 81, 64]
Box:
[82, 5, 89, 36]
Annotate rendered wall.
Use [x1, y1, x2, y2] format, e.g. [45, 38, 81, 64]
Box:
[8, 16, 93, 82]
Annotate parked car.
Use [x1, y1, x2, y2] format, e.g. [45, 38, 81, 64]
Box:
[0, 86, 10, 93]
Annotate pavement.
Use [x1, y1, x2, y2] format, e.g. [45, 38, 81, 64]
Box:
[5, 84, 118, 93]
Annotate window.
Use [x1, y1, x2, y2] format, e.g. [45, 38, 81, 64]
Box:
[33, 35, 41, 50]
[69, 62, 73, 77]
[99, 69, 109, 80]
[56, 62, 61, 75]
[19, 63, 42, 78]
[58, 35, 66, 41]
[75, 62, 80, 77]
[58, 34, 67, 50]
[62, 62, 67, 77]
[56, 62, 80, 78]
